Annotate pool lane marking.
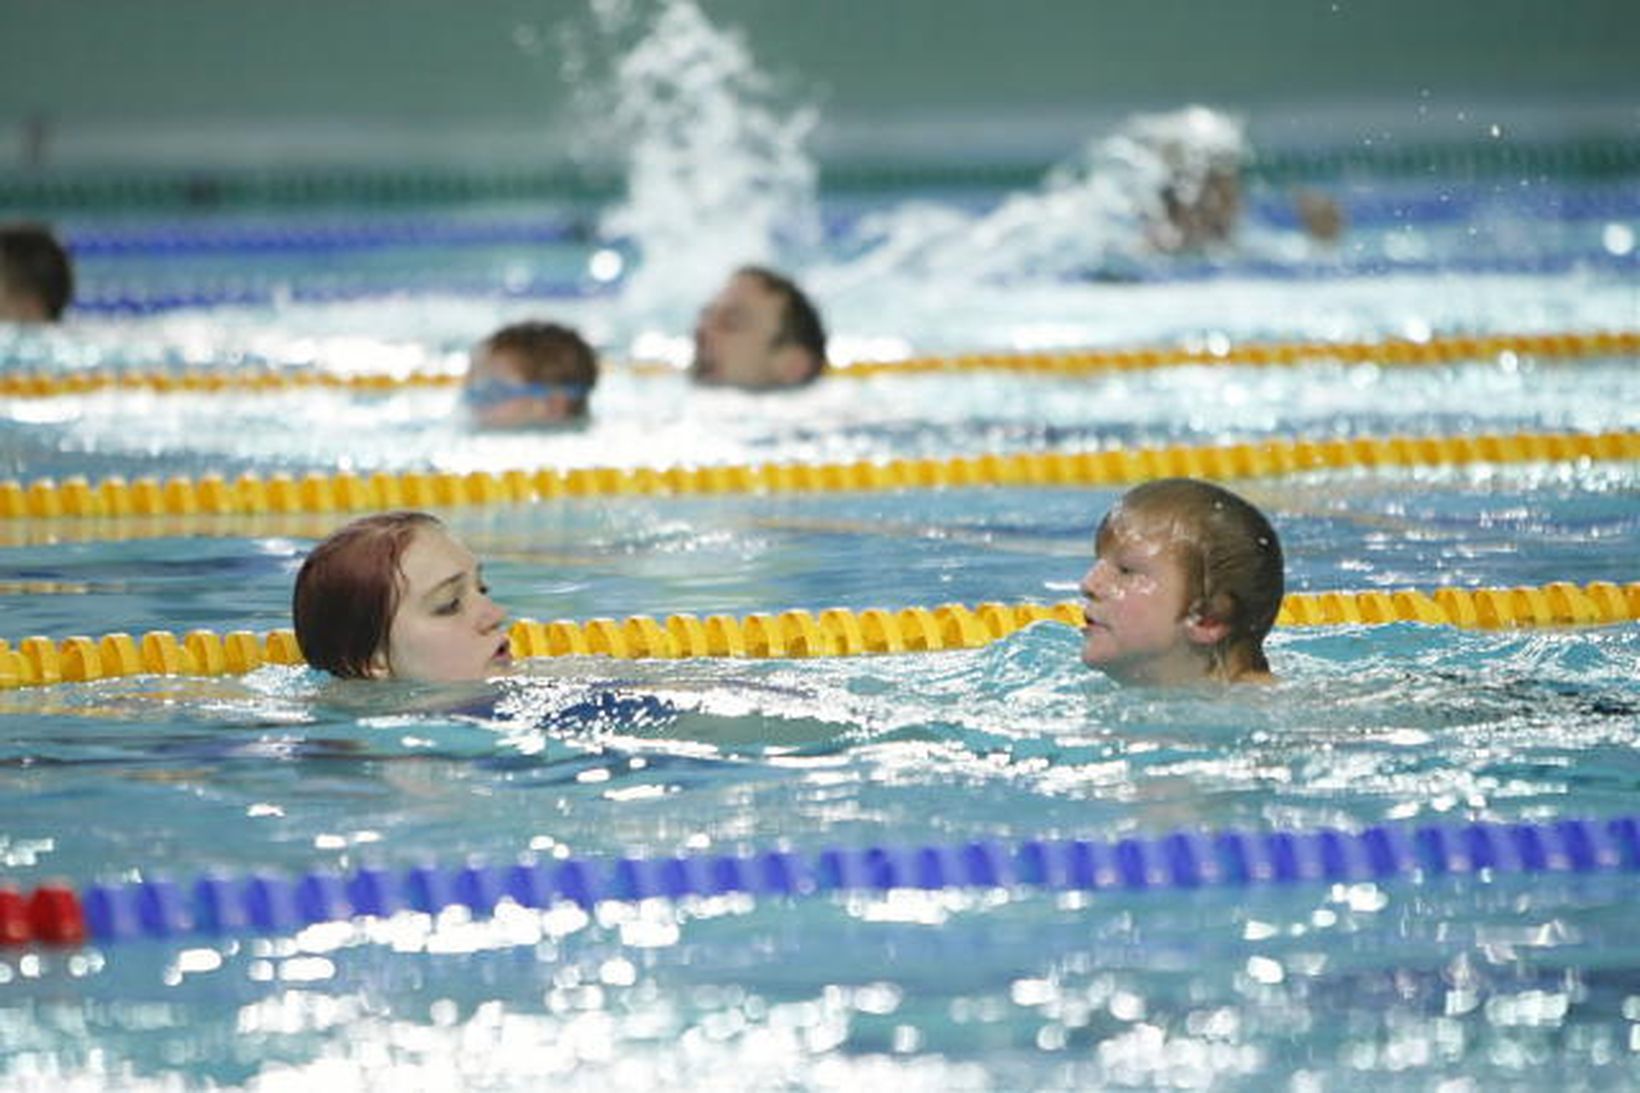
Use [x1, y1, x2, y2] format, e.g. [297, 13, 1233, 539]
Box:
[0, 428, 1635, 530]
[0, 580, 1635, 689]
[2, 328, 1635, 398]
[3, 815, 1637, 948]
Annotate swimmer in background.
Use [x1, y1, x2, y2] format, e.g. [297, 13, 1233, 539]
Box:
[1128, 106, 1244, 253]
[846, 106, 1343, 285]
[0, 222, 73, 323]
[691, 265, 827, 390]
[1293, 188, 1345, 245]
[1117, 106, 1343, 254]
[464, 321, 598, 429]
[294, 511, 512, 682]
[1078, 478, 1283, 685]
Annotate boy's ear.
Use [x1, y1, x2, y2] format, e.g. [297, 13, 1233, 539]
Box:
[1183, 611, 1230, 647]
[771, 345, 812, 386]
[1183, 594, 1233, 647]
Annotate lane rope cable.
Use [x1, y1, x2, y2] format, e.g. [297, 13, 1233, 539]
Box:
[59, 252, 1640, 314]
[4, 815, 1638, 947]
[1, 427, 1635, 525]
[3, 328, 1635, 398]
[1, 580, 1635, 690]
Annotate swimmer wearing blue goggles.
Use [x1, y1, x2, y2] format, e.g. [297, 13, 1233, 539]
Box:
[462, 379, 592, 410]
[462, 379, 593, 428]
[464, 321, 599, 428]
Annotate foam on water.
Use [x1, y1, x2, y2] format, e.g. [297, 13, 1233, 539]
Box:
[814, 105, 1248, 294]
[591, 0, 820, 320]
[2, 0, 1634, 376]
[5, 341, 1635, 484]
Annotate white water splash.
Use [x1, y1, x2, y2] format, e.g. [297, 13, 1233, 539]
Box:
[595, 0, 820, 319]
[817, 106, 1248, 294]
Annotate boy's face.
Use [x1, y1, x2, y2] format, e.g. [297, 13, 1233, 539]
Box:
[690, 274, 805, 389]
[465, 346, 576, 428]
[0, 279, 49, 323]
[1077, 509, 1205, 685]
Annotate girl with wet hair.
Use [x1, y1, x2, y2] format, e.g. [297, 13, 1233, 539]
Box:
[293, 512, 513, 682]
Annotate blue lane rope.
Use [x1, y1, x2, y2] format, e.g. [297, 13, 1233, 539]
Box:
[69, 275, 615, 316]
[1252, 187, 1640, 230]
[57, 816, 1640, 944]
[62, 188, 1640, 261]
[65, 249, 1640, 317]
[69, 219, 592, 258]
[1156, 250, 1640, 284]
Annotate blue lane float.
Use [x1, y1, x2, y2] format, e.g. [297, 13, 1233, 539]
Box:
[23, 816, 1631, 946]
[63, 186, 1640, 260]
[69, 218, 593, 258]
[70, 275, 617, 316]
[67, 250, 1640, 317]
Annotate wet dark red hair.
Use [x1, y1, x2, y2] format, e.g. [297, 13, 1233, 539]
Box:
[292, 511, 440, 678]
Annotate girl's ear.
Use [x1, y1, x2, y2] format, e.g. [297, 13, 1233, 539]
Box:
[363, 649, 391, 679]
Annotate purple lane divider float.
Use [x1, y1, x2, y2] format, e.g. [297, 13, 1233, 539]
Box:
[2, 816, 1634, 947]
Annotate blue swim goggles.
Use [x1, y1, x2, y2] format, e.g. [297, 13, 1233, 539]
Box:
[462, 380, 592, 408]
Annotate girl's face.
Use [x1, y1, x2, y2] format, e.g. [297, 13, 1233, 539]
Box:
[376, 525, 512, 682]
[1077, 510, 1213, 685]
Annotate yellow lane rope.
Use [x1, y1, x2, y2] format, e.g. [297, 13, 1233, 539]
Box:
[1, 328, 1634, 399]
[0, 369, 456, 399]
[2, 428, 1634, 525]
[840, 328, 1640, 378]
[2, 581, 1635, 690]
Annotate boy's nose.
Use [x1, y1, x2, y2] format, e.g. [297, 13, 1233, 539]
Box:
[1079, 562, 1103, 599]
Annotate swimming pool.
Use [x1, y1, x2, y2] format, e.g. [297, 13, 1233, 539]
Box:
[4, 77, 1640, 1093]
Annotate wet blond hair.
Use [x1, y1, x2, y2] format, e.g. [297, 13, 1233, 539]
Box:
[1099, 477, 1283, 677]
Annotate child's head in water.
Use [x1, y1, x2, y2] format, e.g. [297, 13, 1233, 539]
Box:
[1078, 478, 1283, 686]
[0, 222, 74, 323]
[293, 512, 512, 682]
[465, 321, 597, 428]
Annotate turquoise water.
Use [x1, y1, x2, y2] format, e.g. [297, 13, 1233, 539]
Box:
[1, 163, 1639, 1087]
[2, 620, 1639, 1087]
[0, 474, 1632, 641]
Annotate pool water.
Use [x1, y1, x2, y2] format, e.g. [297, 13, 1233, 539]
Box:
[2, 142, 1639, 1087]
[2, 617, 1638, 1088]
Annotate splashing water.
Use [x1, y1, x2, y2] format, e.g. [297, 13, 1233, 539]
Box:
[595, 0, 821, 320]
[815, 105, 1248, 294]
